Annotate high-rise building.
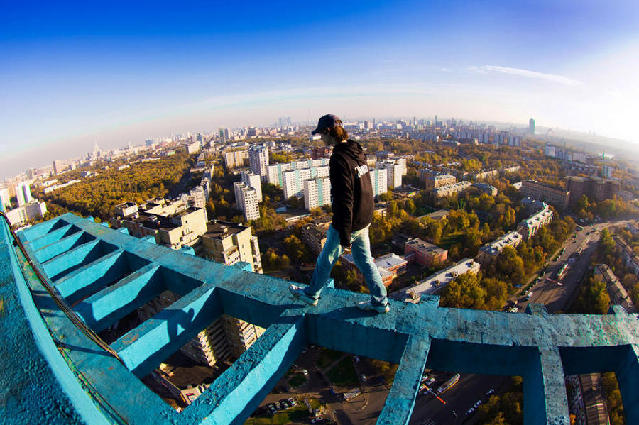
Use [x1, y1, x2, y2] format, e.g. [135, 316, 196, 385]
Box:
[303, 177, 331, 211]
[201, 221, 262, 274]
[241, 171, 262, 202]
[248, 144, 269, 177]
[5, 201, 47, 226]
[529, 118, 535, 135]
[219, 128, 230, 142]
[223, 149, 248, 169]
[233, 182, 260, 221]
[266, 163, 291, 186]
[369, 168, 388, 197]
[15, 182, 33, 207]
[381, 161, 403, 189]
[283, 168, 312, 198]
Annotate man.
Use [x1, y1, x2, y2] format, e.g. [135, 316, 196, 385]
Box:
[289, 114, 389, 313]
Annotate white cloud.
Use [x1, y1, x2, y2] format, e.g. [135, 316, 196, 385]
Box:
[469, 65, 582, 86]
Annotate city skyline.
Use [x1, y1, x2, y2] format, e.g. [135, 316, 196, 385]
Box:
[2, 0, 639, 177]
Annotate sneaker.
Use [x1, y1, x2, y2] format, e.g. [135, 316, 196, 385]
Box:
[356, 301, 390, 314]
[289, 285, 318, 306]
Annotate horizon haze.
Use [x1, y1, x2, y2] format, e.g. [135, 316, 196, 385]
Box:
[2, 0, 639, 178]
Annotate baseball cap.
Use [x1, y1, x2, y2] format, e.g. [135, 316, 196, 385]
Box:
[312, 114, 342, 135]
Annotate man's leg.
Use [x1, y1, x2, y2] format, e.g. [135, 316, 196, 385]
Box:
[350, 226, 388, 307]
[303, 225, 343, 300]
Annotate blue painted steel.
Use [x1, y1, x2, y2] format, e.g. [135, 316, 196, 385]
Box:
[74, 263, 161, 331]
[5, 213, 639, 425]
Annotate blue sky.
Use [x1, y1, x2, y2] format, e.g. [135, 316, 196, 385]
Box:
[2, 0, 639, 177]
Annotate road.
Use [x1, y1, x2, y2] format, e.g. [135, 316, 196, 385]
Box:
[408, 373, 511, 425]
[511, 220, 627, 313]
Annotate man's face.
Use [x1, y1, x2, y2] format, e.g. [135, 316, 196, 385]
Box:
[320, 131, 334, 146]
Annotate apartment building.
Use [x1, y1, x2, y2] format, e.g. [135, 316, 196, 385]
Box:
[404, 237, 448, 267]
[200, 220, 262, 274]
[517, 202, 553, 240]
[520, 180, 570, 210]
[266, 163, 291, 186]
[248, 144, 269, 177]
[380, 160, 404, 189]
[615, 236, 639, 277]
[594, 264, 636, 313]
[4, 201, 47, 227]
[233, 182, 260, 221]
[423, 173, 456, 189]
[283, 168, 312, 199]
[477, 231, 523, 264]
[303, 177, 331, 211]
[241, 171, 262, 202]
[433, 181, 472, 198]
[223, 149, 248, 169]
[369, 167, 388, 197]
[393, 258, 480, 302]
[472, 182, 498, 196]
[565, 176, 620, 204]
[155, 207, 208, 249]
[300, 221, 330, 255]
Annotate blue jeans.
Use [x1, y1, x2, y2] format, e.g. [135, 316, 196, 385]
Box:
[304, 224, 388, 306]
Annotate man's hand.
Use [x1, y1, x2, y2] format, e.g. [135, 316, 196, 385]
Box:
[343, 246, 352, 254]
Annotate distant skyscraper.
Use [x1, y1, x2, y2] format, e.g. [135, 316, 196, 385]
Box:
[529, 118, 535, 135]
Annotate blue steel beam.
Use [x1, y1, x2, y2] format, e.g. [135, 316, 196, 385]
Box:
[10, 214, 639, 425]
[16, 215, 65, 242]
[181, 316, 306, 425]
[112, 284, 223, 377]
[41, 239, 100, 279]
[31, 231, 94, 264]
[27, 223, 79, 251]
[378, 336, 431, 425]
[54, 248, 125, 303]
[74, 263, 162, 331]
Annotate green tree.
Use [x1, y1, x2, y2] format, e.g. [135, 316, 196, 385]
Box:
[495, 246, 525, 285]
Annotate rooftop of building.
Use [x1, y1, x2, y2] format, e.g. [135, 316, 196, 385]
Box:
[4, 213, 639, 425]
[374, 252, 408, 269]
[204, 220, 248, 238]
[405, 237, 446, 253]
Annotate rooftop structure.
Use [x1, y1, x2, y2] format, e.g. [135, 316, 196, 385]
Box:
[518, 202, 554, 240]
[478, 231, 523, 264]
[614, 236, 639, 277]
[3, 213, 639, 425]
[521, 180, 570, 210]
[594, 264, 636, 313]
[404, 237, 447, 267]
[472, 182, 498, 197]
[392, 258, 480, 302]
[432, 181, 472, 198]
[422, 173, 456, 189]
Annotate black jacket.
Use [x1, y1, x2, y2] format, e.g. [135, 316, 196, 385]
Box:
[330, 140, 374, 247]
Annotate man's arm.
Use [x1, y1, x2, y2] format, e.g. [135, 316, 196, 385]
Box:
[330, 156, 354, 247]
